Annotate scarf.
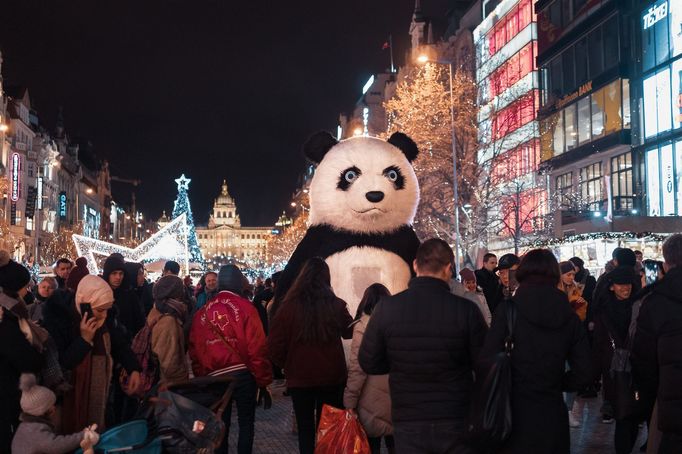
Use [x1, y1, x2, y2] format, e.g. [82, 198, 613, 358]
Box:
[62, 324, 112, 433]
[155, 297, 188, 323]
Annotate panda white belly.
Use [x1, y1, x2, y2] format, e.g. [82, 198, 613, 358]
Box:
[325, 245, 411, 318]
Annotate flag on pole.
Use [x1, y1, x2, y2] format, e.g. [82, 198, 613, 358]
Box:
[381, 41, 390, 50]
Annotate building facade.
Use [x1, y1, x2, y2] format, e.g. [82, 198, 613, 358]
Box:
[195, 181, 272, 264]
[532, 0, 680, 262]
[635, 0, 682, 223]
[474, 0, 545, 252]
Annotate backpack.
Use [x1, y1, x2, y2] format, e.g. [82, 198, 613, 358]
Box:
[120, 318, 161, 396]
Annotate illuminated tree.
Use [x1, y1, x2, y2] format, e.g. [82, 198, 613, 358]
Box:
[266, 210, 308, 268]
[171, 174, 205, 266]
[43, 223, 82, 264]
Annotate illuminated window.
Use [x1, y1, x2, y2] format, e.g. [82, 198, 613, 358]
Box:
[603, 80, 622, 134]
[565, 104, 577, 150]
[610, 152, 633, 213]
[555, 172, 573, 207]
[591, 88, 605, 138]
[579, 162, 603, 211]
[577, 97, 591, 144]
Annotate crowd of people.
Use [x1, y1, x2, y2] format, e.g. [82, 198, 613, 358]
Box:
[1, 234, 681, 454]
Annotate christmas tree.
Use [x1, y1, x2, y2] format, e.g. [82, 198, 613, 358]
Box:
[171, 174, 205, 267]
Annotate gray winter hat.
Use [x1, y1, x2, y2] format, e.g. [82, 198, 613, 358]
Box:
[19, 374, 56, 416]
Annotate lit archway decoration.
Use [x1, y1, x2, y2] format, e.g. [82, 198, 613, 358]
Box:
[73, 214, 190, 275]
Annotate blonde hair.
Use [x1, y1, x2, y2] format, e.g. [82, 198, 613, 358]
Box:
[40, 276, 57, 290]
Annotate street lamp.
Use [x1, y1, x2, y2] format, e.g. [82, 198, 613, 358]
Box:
[418, 53, 462, 275]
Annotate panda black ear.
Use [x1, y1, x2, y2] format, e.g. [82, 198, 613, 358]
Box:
[303, 131, 338, 164]
[388, 132, 419, 162]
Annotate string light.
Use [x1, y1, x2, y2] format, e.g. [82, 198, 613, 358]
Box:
[73, 214, 190, 274]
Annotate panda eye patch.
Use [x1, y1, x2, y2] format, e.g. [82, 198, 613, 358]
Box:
[337, 166, 362, 190]
[383, 166, 405, 189]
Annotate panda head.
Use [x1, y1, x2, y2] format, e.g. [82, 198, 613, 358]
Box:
[303, 131, 420, 234]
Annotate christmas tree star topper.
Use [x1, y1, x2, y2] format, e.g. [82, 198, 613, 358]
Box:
[175, 174, 191, 191]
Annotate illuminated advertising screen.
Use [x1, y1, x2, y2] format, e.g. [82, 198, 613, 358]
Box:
[660, 143, 675, 215]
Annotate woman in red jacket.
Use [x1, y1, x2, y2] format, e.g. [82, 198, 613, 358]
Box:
[268, 257, 353, 454]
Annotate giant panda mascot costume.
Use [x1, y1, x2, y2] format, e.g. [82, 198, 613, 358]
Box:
[274, 131, 421, 319]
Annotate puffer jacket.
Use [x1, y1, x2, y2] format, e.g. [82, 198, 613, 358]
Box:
[359, 277, 487, 426]
[632, 266, 682, 439]
[189, 290, 272, 387]
[343, 315, 392, 438]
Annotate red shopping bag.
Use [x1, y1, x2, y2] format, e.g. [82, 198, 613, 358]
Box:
[315, 405, 370, 454]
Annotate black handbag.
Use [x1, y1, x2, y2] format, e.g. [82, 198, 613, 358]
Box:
[470, 299, 516, 449]
[604, 299, 645, 421]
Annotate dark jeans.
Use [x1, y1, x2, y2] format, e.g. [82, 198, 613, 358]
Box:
[614, 417, 639, 454]
[289, 385, 344, 454]
[368, 435, 395, 454]
[217, 370, 257, 454]
[394, 422, 473, 454]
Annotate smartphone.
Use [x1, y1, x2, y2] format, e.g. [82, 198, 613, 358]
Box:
[643, 260, 662, 286]
[80, 303, 94, 320]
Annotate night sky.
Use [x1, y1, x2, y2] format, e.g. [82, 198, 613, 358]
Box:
[0, 0, 434, 226]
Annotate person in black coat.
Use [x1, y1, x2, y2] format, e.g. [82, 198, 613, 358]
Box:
[632, 233, 682, 453]
[592, 266, 643, 454]
[475, 253, 499, 314]
[478, 249, 591, 454]
[123, 262, 154, 317]
[103, 255, 145, 338]
[592, 248, 641, 322]
[359, 239, 487, 454]
[0, 252, 44, 452]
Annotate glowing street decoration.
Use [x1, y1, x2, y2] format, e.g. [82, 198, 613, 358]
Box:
[11, 153, 20, 202]
[73, 213, 190, 275]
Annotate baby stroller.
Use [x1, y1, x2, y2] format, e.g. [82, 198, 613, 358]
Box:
[77, 375, 235, 453]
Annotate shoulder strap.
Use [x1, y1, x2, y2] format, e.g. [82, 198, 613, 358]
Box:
[207, 319, 245, 364]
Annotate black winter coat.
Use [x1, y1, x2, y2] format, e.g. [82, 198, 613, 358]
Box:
[476, 268, 500, 314]
[631, 266, 682, 441]
[42, 289, 140, 374]
[359, 277, 487, 426]
[478, 282, 592, 454]
[0, 309, 44, 451]
[112, 287, 145, 338]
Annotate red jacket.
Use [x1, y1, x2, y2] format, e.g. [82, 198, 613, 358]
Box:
[189, 290, 272, 387]
[268, 296, 353, 388]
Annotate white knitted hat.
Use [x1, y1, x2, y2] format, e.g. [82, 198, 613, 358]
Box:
[19, 374, 56, 416]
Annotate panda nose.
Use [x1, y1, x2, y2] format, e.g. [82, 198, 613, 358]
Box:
[365, 191, 385, 203]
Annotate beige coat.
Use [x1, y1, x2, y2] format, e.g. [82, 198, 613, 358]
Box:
[343, 315, 392, 438]
[147, 308, 189, 386]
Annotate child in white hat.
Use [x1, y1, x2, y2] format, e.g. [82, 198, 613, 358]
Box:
[11, 373, 99, 454]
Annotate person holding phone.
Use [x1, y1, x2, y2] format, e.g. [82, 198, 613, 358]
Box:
[43, 275, 142, 433]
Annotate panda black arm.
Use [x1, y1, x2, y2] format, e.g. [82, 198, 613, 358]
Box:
[271, 227, 325, 317]
[390, 226, 421, 276]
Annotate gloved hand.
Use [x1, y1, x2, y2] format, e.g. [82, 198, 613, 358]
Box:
[256, 387, 272, 410]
